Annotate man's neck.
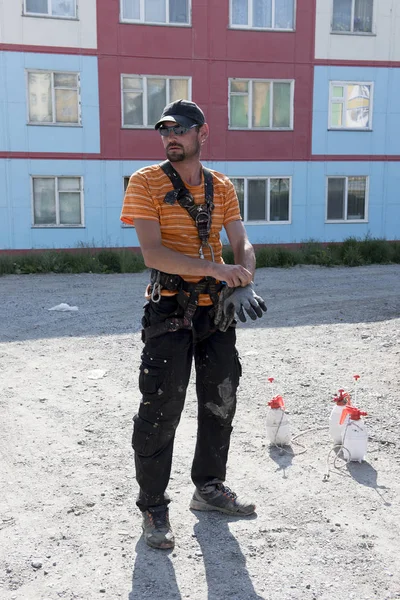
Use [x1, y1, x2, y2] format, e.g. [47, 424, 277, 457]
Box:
[169, 158, 202, 186]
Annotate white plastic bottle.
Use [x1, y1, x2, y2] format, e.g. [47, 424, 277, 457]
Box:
[329, 389, 351, 445]
[340, 406, 368, 462]
[266, 395, 291, 446]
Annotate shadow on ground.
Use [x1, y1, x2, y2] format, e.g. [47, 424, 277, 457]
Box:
[129, 512, 264, 600]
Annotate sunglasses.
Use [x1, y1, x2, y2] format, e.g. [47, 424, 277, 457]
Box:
[158, 124, 198, 137]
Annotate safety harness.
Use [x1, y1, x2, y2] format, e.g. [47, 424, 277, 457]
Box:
[143, 161, 224, 341]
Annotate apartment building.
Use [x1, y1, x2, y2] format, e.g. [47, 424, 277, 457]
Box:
[0, 0, 399, 250]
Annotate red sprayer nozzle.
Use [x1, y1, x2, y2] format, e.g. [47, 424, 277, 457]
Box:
[332, 389, 351, 406]
[268, 395, 285, 410]
[339, 406, 368, 424]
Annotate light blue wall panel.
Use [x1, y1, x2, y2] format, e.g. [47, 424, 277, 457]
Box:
[0, 51, 100, 154]
[1, 159, 399, 251]
[312, 66, 400, 156]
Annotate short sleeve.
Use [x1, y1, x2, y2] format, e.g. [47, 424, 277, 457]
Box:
[223, 178, 242, 226]
[120, 171, 160, 226]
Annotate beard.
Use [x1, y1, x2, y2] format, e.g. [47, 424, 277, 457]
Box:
[166, 139, 201, 163]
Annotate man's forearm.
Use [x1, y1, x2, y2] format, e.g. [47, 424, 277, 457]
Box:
[233, 240, 256, 279]
[143, 245, 216, 278]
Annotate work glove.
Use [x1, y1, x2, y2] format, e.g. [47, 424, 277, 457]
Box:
[214, 283, 267, 332]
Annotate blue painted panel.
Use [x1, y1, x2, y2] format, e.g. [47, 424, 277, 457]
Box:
[312, 66, 400, 156]
[0, 52, 100, 154]
[1, 159, 399, 251]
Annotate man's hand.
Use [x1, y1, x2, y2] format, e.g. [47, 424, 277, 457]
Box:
[210, 263, 253, 288]
[214, 283, 267, 332]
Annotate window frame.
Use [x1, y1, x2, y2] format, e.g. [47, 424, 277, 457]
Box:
[31, 175, 84, 228]
[231, 176, 292, 224]
[121, 74, 192, 129]
[331, 0, 374, 35]
[119, 0, 191, 26]
[23, 0, 78, 20]
[228, 78, 294, 131]
[229, 0, 296, 31]
[325, 175, 369, 223]
[26, 69, 82, 127]
[328, 81, 373, 131]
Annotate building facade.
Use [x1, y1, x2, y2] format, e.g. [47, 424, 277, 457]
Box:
[0, 0, 399, 251]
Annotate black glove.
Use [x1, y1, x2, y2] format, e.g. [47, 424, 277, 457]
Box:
[214, 283, 267, 332]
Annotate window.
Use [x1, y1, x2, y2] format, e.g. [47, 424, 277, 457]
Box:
[121, 75, 190, 128]
[231, 177, 291, 223]
[24, 0, 77, 18]
[229, 79, 293, 129]
[27, 71, 81, 125]
[230, 0, 294, 30]
[121, 0, 190, 24]
[32, 177, 83, 226]
[326, 177, 368, 222]
[329, 82, 372, 130]
[332, 0, 373, 33]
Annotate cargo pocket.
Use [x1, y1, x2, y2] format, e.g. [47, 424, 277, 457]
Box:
[139, 354, 169, 396]
[132, 414, 160, 456]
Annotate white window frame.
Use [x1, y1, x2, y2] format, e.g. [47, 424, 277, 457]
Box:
[120, 0, 191, 26]
[228, 78, 294, 130]
[328, 81, 373, 131]
[331, 0, 374, 35]
[231, 176, 292, 224]
[26, 70, 82, 126]
[121, 74, 192, 129]
[23, 0, 78, 20]
[31, 176, 84, 228]
[229, 0, 296, 31]
[325, 176, 369, 223]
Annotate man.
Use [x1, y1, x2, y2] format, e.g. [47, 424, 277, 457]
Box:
[121, 99, 266, 550]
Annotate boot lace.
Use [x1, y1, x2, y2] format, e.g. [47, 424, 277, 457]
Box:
[216, 483, 237, 500]
[148, 507, 169, 529]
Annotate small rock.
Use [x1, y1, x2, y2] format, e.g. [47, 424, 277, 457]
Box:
[31, 561, 42, 569]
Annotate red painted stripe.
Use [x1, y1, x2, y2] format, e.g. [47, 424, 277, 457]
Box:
[0, 43, 97, 55]
[1, 151, 399, 162]
[314, 59, 400, 68]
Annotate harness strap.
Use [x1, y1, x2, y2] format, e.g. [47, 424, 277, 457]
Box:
[159, 160, 214, 254]
[144, 271, 224, 341]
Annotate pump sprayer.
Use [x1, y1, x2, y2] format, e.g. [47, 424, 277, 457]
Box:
[339, 406, 368, 462]
[266, 378, 291, 446]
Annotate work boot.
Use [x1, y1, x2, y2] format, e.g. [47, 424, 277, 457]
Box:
[141, 505, 175, 549]
[190, 482, 256, 516]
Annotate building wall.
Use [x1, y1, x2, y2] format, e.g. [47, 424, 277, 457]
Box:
[1, 159, 399, 251]
[312, 66, 400, 156]
[315, 0, 400, 62]
[97, 0, 315, 161]
[0, 0, 399, 251]
[0, 52, 100, 154]
[0, 0, 97, 49]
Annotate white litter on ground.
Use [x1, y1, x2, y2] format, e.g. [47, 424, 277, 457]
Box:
[87, 369, 107, 380]
[48, 303, 79, 312]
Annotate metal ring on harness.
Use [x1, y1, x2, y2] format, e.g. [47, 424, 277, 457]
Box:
[150, 271, 162, 303]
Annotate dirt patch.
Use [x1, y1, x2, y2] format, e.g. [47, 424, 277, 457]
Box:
[1, 265, 399, 600]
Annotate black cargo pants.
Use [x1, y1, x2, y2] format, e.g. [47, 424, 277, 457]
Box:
[133, 295, 242, 511]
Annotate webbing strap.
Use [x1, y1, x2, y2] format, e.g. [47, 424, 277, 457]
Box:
[159, 161, 214, 247]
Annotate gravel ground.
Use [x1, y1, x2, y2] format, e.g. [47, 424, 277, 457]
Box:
[0, 264, 399, 600]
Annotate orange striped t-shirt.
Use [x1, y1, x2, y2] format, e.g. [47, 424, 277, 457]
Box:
[120, 163, 241, 304]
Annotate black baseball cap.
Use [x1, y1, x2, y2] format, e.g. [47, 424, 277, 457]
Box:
[154, 99, 205, 130]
